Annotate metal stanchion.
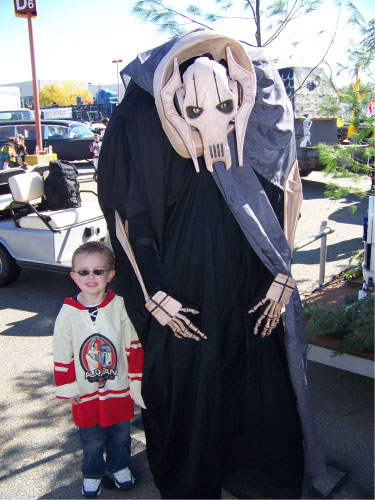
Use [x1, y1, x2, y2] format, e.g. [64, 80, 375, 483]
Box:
[293, 221, 335, 287]
[319, 221, 328, 287]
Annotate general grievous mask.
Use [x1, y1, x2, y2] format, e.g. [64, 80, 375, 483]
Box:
[154, 39, 256, 172]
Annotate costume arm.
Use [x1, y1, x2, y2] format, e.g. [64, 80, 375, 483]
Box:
[53, 309, 80, 399]
[284, 160, 303, 249]
[129, 212, 163, 295]
[125, 212, 206, 341]
[246, 168, 300, 337]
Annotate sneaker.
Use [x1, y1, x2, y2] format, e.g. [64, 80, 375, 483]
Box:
[113, 467, 135, 490]
[82, 478, 101, 498]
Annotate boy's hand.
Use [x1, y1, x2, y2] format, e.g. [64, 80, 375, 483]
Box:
[68, 395, 81, 405]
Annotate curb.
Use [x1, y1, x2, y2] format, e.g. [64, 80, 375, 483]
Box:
[307, 344, 374, 378]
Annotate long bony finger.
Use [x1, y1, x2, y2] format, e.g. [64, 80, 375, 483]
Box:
[168, 316, 204, 341]
[248, 298, 267, 315]
[254, 301, 272, 336]
[175, 313, 207, 340]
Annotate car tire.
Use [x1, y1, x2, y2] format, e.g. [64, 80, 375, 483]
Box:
[0, 245, 21, 286]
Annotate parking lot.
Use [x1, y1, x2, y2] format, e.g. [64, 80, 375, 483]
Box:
[0, 164, 373, 499]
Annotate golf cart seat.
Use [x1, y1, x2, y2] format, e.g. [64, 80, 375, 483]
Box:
[8, 172, 103, 231]
[0, 193, 13, 214]
[0, 167, 25, 185]
[0, 171, 40, 216]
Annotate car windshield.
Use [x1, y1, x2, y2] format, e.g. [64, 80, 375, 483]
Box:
[0, 109, 34, 120]
[16, 124, 46, 139]
[69, 123, 93, 139]
[47, 125, 67, 139]
[0, 125, 16, 141]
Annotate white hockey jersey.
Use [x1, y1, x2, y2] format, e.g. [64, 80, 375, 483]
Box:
[53, 290, 144, 427]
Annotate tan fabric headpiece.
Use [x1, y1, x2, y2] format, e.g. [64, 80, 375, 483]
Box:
[153, 31, 257, 172]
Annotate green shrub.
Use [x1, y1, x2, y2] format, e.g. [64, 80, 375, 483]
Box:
[304, 295, 374, 354]
[340, 250, 364, 284]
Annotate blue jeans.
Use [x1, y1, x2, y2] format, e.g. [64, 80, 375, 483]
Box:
[79, 421, 131, 479]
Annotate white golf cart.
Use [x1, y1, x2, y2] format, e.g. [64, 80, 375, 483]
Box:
[0, 167, 107, 286]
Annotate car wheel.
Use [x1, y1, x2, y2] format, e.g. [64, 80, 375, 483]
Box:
[0, 245, 21, 286]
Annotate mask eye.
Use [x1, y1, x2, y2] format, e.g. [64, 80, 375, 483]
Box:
[216, 100, 233, 114]
[186, 106, 203, 119]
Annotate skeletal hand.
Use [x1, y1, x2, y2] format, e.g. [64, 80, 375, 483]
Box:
[146, 291, 206, 341]
[248, 298, 283, 337]
[167, 308, 206, 341]
[248, 273, 296, 337]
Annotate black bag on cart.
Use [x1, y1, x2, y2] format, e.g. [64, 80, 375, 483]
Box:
[44, 160, 81, 210]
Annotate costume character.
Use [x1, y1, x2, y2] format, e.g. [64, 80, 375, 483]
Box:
[98, 30, 326, 499]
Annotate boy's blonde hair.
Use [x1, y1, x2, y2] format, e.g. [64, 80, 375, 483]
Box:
[72, 241, 115, 270]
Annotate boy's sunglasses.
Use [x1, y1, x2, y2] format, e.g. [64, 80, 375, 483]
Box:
[74, 269, 109, 277]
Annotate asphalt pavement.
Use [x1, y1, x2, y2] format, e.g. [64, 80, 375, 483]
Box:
[0, 164, 373, 499]
[292, 171, 371, 294]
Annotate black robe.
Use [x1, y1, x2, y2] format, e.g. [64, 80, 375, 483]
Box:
[98, 80, 306, 498]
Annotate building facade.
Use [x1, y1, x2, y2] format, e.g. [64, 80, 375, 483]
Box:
[0, 80, 124, 108]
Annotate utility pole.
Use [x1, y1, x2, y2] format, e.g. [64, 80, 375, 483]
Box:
[14, 0, 43, 152]
[112, 59, 123, 102]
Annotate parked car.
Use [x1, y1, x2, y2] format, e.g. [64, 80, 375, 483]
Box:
[88, 121, 106, 135]
[0, 109, 34, 121]
[0, 120, 94, 161]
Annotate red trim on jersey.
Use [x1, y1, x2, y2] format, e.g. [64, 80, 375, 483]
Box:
[127, 344, 144, 375]
[64, 297, 86, 309]
[54, 360, 76, 385]
[79, 388, 130, 400]
[72, 392, 134, 427]
[64, 289, 116, 310]
[54, 361, 70, 368]
[99, 289, 116, 308]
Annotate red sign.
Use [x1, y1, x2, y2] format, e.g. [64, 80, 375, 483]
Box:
[14, 0, 37, 18]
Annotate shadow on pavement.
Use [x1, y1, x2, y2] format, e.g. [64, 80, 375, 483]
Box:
[292, 237, 363, 266]
[328, 202, 368, 226]
[301, 177, 370, 205]
[0, 269, 76, 336]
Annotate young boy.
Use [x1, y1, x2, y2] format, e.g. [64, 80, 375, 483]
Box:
[89, 134, 102, 181]
[53, 241, 144, 498]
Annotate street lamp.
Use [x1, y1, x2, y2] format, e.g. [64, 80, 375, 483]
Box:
[112, 59, 123, 102]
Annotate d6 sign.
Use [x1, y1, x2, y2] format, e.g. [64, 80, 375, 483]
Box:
[14, 0, 37, 18]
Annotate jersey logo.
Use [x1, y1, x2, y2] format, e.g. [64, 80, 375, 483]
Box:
[79, 334, 118, 388]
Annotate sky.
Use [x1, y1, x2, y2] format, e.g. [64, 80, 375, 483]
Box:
[0, 0, 374, 89]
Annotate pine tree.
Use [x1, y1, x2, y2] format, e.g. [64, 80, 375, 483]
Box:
[317, 9, 374, 205]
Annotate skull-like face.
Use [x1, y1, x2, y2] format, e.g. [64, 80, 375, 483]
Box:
[178, 58, 237, 172]
[158, 44, 256, 173]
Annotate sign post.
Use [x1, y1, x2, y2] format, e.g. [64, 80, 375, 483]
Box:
[112, 59, 123, 102]
[14, 0, 43, 153]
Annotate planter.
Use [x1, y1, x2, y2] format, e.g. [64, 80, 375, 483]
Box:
[303, 278, 374, 378]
